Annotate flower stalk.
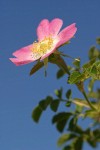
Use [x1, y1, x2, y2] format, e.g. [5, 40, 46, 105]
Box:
[82, 90, 96, 110]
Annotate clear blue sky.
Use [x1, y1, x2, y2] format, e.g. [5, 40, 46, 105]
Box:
[0, 0, 100, 150]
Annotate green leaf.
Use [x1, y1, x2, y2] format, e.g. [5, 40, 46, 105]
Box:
[87, 139, 97, 148]
[68, 71, 82, 84]
[87, 92, 98, 99]
[66, 101, 71, 107]
[63, 145, 73, 150]
[52, 112, 72, 132]
[66, 89, 72, 99]
[69, 125, 83, 134]
[43, 57, 48, 76]
[30, 61, 44, 75]
[60, 53, 73, 59]
[43, 57, 48, 67]
[84, 109, 99, 120]
[75, 105, 83, 113]
[55, 88, 63, 99]
[68, 58, 100, 84]
[89, 61, 100, 80]
[57, 133, 76, 146]
[82, 60, 100, 80]
[57, 69, 65, 79]
[88, 46, 99, 60]
[49, 54, 70, 75]
[46, 96, 53, 103]
[73, 137, 83, 150]
[73, 58, 80, 68]
[57, 120, 68, 132]
[32, 106, 43, 123]
[86, 130, 97, 148]
[96, 37, 100, 45]
[68, 117, 78, 131]
[93, 129, 100, 140]
[82, 58, 96, 69]
[39, 96, 53, 110]
[91, 65, 97, 75]
[52, 112, 72, 123]
[39, 100, 47, 110]
[50, 99, 60, 112]
[98, 53, 100, 60]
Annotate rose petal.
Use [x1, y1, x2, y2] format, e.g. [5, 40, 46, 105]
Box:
[13, 44, 33, 58]
[10, 44, 38, 66]
[49, 18, 63, 37]
[37, 19, 49, 41]
[9, 58, 33, 66]
[56, 23, 77, 47]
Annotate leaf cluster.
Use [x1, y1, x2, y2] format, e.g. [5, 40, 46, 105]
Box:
[31, 38, 100, 150]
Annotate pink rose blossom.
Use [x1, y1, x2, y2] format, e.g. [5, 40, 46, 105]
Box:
[10, 18, 77, 66]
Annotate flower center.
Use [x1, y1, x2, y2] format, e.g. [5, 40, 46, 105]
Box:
[31, 37, 53, 59]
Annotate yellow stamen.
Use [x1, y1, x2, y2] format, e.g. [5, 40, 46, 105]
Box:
[31, 37, 53, 59]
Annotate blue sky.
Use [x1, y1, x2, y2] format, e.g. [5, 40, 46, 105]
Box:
[0, 0, 100, 150]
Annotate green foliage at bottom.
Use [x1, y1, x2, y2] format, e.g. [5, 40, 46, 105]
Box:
[32, 38, 100, 150]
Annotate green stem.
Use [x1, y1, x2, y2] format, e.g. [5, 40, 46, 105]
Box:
[60, 99, 67, 102]
[54, 55, 96, 110]
[82, 91, 96, 110]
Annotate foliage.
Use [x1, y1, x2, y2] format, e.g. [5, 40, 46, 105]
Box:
[31, 38, 100, 150]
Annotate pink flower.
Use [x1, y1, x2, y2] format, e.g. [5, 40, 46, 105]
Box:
[10, 18, 77, 66]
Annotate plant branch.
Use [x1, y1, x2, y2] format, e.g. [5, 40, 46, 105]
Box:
[82, 90, 96, 110]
